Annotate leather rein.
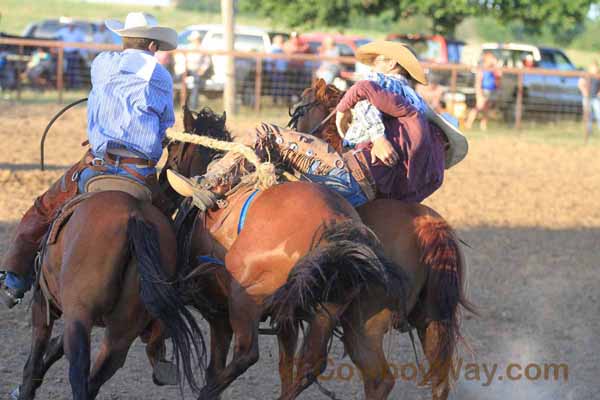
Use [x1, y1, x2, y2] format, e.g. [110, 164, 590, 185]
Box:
[287, 100, 336, 135]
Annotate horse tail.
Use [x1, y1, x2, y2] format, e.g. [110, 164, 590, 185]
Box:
[127, 215, 206, 393]
[414, 214, 476, 380]
[270, 220, 406, 332]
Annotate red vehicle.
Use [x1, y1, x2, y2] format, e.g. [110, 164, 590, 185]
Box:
[299, 33, 372, 80]
[385, 33, 465, 64]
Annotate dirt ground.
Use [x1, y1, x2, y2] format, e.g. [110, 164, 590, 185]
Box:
[0, 103, 599, 399]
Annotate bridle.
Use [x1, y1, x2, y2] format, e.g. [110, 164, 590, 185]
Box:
[287, 99, 336, 135]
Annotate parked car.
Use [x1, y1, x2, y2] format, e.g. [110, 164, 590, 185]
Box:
[300, 33, 371, 82]
[386, 33, 476, 106]
[480, 43, 582, 117]
[177, 25, 271, 100]
[22, 17, 96, 41]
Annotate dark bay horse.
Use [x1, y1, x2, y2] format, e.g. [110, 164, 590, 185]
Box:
[15, 187, 206, 399]
[161, 107, 408, 399]
[284, 79, 476, 399]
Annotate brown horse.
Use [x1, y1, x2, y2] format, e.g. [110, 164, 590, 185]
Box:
[161, 107, 409, 400]
[15, 187, 206, 399]
[280, 79, 476, 399]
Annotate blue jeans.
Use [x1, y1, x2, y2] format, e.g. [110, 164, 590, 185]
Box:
[588, 97, 600, 133]
[77, 161, 155, 193]
[305, 161, 368, 208]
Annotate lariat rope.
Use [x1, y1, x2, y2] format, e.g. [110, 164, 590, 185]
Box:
[166, 129, 278, 190]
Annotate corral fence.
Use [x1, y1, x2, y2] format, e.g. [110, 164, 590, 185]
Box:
[1, 37, 597, 140]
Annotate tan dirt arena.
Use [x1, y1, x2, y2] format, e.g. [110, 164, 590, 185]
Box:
[0, 103, 599, 399]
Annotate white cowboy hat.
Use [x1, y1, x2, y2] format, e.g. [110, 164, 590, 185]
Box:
[423, 104, 469, 169]
[105, 12, 177, 51]
[356, 40, 428, 85]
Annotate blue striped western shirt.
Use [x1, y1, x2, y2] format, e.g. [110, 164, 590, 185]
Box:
[87, 49, 175, 162]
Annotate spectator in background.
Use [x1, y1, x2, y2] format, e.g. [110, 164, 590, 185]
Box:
[466, 51, 499, 131]
[315, 36, 340, 84]
[183, 30, 211, 110]
[416, 74, 446, 113]
[578, 61, 600, 134]
[90, 23, 115, 60]
[284, 32, 311, 100]
[267, 35, 288, 104]
[57, 20, 86, 88]
[26, 47, 55, 90]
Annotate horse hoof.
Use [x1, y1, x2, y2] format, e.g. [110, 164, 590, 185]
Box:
[152, 360, 178, 386]
[10, 386, 20, 400]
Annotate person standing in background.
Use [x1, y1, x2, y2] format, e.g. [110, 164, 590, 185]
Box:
[315, 36, 340, 84]
[267, 35, 288, 104]
[57, 20, 86, 88]
[183, 30, 211, 110]
[466, 51, 499, 131]
[578, 61, 600, 134]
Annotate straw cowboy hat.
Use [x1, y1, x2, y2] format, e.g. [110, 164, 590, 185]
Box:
[423, 104, 469, 169]
[356, 40, 428, 85]
[105, 12, 177, 51]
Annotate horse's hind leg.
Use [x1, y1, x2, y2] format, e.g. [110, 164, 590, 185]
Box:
[18, 290, 56, 400]
[277, 326, 298, 397]
[278, 306, 339, 400]
[63, 311, 93, 400]
[341, 310, 395, 400]
[415, 320, 452, 400]
[206, 316, 233, 390]
[199, 286, 261, 399]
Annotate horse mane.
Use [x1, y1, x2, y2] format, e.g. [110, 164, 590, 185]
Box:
[184, 105, 232, 142]
[310, 80, 344, 153]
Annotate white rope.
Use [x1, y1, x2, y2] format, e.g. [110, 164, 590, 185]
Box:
[166, 129, 277, 190]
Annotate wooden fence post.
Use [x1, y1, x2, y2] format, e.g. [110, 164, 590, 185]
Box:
[449, 67, 457, 112]
[180, 52, 188, 107]
[254, 55, 263, 113]
[515, 71, 523, 130]
[57, 47, 64, 104]
[16, 45, 23, 100]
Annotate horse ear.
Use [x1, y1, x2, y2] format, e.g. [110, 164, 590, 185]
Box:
[315, 78, 328, 100]
[183, 105, 194, 133]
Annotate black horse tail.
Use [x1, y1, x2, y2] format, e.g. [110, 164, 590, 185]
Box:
[270, 220, 406, 332]
[128, 215, 206, 393]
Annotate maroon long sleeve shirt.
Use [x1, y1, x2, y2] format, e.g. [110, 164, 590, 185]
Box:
[336, 80, 446, 202]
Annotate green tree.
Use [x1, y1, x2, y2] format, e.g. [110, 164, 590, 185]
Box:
[483, 0, 593, 45]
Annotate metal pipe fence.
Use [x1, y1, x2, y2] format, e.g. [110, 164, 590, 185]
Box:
[1, 37, 598, 140]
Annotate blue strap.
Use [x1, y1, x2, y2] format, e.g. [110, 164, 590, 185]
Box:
[197, 255, 225, 266]
[238, 190, 260, 234]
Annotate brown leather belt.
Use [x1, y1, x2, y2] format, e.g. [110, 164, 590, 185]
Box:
[88, 152, 157, 184]
[343, 150, 376, 201]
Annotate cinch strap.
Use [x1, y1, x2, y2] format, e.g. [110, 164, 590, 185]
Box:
[238, 190, 260, 234]
[197, 255, 225, 266]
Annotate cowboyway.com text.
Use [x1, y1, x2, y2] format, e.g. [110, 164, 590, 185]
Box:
[314, 358, 568, 386]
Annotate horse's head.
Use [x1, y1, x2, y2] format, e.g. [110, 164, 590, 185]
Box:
[164, 105, 231, 178]
[289, 79, 345, 153]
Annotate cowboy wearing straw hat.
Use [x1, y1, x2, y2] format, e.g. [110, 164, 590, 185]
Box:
[0, 13, 178, 308]
[333, 40, 468, 202]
